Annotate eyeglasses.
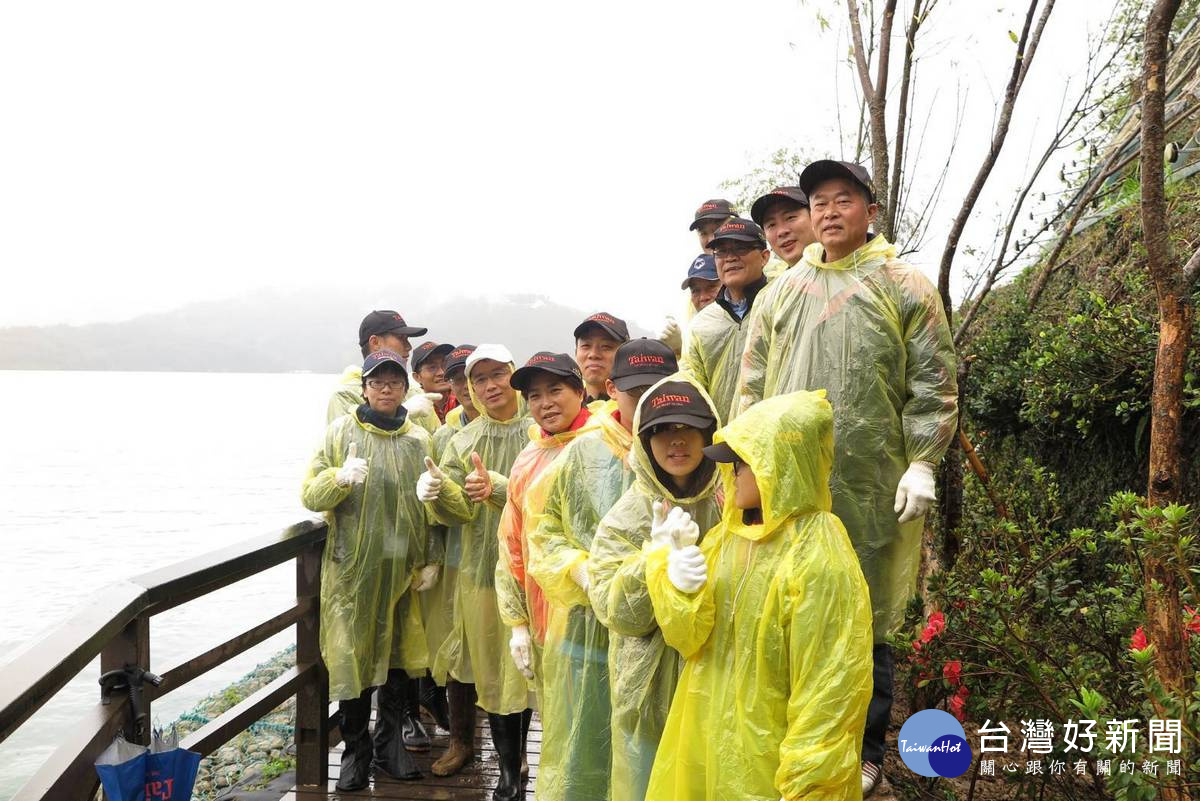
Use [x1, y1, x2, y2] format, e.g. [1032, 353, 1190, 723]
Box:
[366, 379, 406, 390]
[712, 243, 759, 259]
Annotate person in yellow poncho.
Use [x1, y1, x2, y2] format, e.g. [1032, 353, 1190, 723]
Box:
[415, 344, 534, 798]
[735, 160, 958, 795]
[301, 350, 438, 791]
[573, 311, 630, 414]
[749, 186, 816, 270]
[588, 375, 722, 801]
[326, 310, 428, 423]
[644, 390, 873, 801]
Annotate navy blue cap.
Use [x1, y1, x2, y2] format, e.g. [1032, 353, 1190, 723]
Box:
[362, 349, 410, 381]
[680, 254, 719, 290]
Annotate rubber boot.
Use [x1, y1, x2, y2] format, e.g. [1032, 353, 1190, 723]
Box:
[520, 707, 532, 782]
[488, 711, 524, 801]
[400, 674, 432, 751]
[374, 670, 422, 780]
[336, 691, 373, 792]
[431, 680, 477, 776]
[418, 672, 451, 731]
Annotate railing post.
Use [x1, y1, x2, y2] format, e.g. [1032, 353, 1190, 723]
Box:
[294, 537, 328, 786]
[99, 615, 150, 745]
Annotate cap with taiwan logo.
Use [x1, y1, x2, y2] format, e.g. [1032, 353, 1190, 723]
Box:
[411, 342, 456, 373]
[361, 349, 410, 380]
[609, 338, 678, 392]
[679, 253, 719, 290]
[750, 186, 809, 226]
[510, 352, 585, 393]
[443, 345, 477, 377]
[637, 380, 717, 434]
[798, 160, 876, 203]
[573, 311, 630, 343]
[689, 198, 738, 230]
[358, 310, 428, 346]
[708, 217, 767, 249]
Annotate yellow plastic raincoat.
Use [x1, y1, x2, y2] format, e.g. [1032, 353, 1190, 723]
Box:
[645, 391, 873, 801]
[735, 234, 958, 641]
[301, 409, 436, 702]
[421, 411, 470, 675]
[588, 376, 722, 801]
[326, 365, 364, 423]
[527, 410, 636, 801]
[426, 369, 535, 715]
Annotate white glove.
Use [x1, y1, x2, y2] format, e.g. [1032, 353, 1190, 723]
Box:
[894, 461, 937, 523]
[657, 315, 682, 354]
[649, 501, 674, 548]
[405, 392, 443, 418]
[569, 560, 590, 593]
[667, 545, 707, 593]
[509, 625, 534, 679]
[671, 509, 701, 549]
[416, 456, 445, 502]
[413, 564, 440, 592]
[335, 442, 368, 487]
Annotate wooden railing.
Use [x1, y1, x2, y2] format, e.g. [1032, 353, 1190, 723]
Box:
[0, 518, 335, 799]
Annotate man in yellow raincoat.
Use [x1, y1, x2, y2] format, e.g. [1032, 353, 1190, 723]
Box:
[527, 339, 679, 801]
[302, 350, 439, 790]
[327, 310, 427, 422]
[734, 160, 958, 794]
[645, 391, 873, 801]
[588, 376, 723, 801]
[416, 344, 534, 799]
[750, 186, 816, 269]
[574, 311, 630, 412]
[682, 217, 774, 424]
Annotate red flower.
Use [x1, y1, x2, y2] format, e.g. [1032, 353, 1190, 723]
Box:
[943, 660, 963, 687]
[929, 611, 946, 635]
[1185, 607, 1200, 640]
[1130, 626, 1149, 652]
[948, 691, 967, 722]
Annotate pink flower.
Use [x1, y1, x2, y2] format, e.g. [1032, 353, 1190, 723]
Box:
[1130, 626, 1149, 652]
[943, 660, 962, 687]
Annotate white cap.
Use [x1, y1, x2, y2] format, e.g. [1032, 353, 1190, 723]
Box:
[465, 344, 515, 376]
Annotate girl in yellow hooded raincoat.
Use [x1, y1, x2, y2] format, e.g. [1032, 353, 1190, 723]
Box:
[645, 390, 873, 801]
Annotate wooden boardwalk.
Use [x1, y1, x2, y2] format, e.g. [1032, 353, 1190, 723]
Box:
[282, 710, 539, 800]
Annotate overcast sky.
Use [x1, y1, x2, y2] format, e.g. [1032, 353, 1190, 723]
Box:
[0, 0, 1121, 333]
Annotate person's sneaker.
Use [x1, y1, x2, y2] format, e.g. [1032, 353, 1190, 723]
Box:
[862, 761, 883, 796]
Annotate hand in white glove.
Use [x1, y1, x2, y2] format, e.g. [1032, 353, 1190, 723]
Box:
[464, 451, 494, 503]
[894, 461, 937, 523]
[336, 442, 368, 487]
[649, 501, 674, 548]
[657, 315, 682, 354]
[416, 456, 446, 502]
[413, 564, 440, 592]
[405, 392, 443, 418]
[509, 625, 534, 679]
[667, 545, 707, 593]
[671, 508, 701, 549]
[569, 560, 590, 593]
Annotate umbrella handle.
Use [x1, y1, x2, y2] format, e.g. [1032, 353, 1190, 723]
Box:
[99, 665, 162, 740]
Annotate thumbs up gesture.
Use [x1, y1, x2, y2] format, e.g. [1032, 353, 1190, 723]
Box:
[416, 455, 446, 502]
[649, 501, 674, 548]
[464, 451, 493, 503]
[335, 442, 369, 487]
[405, 392, 443, 418]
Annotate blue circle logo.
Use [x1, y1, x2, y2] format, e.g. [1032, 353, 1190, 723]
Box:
[896, 709, 973, 778]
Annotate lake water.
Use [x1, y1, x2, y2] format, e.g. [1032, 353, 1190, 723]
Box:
[0, 370, 342, 797]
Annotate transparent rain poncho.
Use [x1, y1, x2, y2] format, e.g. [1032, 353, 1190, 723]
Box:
[301, 409, 436, 701]
[420, 413, 470, 677]
[588, 375, 722, 801]
[645, 391, 874, 801]
[735, 234, 958, 640]
[682, 279, 772, 426]
[526, 411, 636, 801]
[326, 365, 364, 423]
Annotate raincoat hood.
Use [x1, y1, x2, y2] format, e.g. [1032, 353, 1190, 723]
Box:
[801, 231, 896, 272]
[630, 374, 721, 506]
[714, 389, 834, 542]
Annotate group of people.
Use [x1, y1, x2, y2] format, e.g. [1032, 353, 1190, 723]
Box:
[301, 159, 960, 800]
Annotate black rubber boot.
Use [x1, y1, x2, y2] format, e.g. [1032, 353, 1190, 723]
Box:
[336, 691, 373, 792]
[488, 711, 525, 801]
[520, 707, 532, 782]
[402, 674, 432, 750]
[374, 670, 422, 779]
[418, 672, 451, 731]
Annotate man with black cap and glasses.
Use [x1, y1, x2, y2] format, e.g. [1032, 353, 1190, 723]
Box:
[688, 198, 738, 253]
[682, 217, 773, 425]
[327, 310, 429, 423]
[735, 159, 958, 797]
[750, 186, 817, 269]
[573, 311, 631, 411]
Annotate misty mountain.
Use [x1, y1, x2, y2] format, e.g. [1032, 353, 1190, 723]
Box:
[0, 287, 650, 372]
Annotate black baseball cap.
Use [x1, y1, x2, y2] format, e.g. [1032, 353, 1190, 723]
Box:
[637, 380, 717, 434]
[573, 312, 630, 343]
[701, 441, 741, 463]
[610, 338, 678, 392]
[798, 160, 875, 203]
[680, 253, 719, 289]
[689, 198, 738, 230]
[362, 349, 410, 380]
[443, 345, 477, 377]
[708, 217, 767, 249]
[358, 310, 428, 346]
[750, 186, 809, 226]
[510, 352, 585, 393]
[411, 342, 455, 373]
